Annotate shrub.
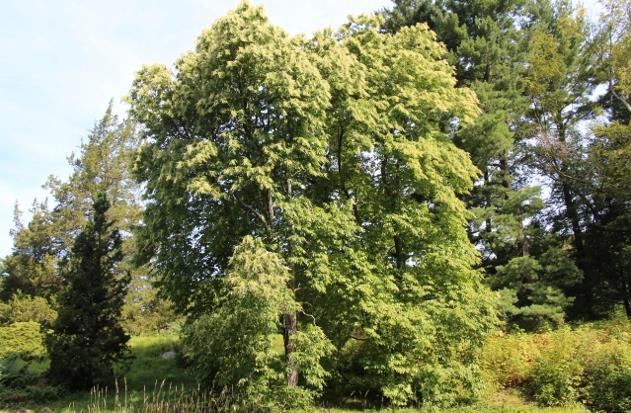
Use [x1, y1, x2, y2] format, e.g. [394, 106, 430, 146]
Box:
[526, 329, 583, 406]
[582, 337, 631, 413]
[0, 384, 63, 404]
[481, 332, 538, 390]
[481, 320, 631, 409]
[0, 292, 57, 327]
[0, 354, 62, 406]
[0, 354, 36, 388]
[0, 321, 46, 359]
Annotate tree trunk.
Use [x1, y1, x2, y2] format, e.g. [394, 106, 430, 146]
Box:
[620, 274, 631, 320]
[394, 235, 405, 271]
[283, 311, 299, 386]
[561, 183, 585, 261]
[499, 154, 511, 190]
[557, 122, 584, 262]
[484, 168, 492, 233]
[623, 295, 631, 320]
[281, 180, 299, 387]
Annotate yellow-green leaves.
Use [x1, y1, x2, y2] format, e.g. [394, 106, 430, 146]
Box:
[130, 1, 497, 407]
[226, 236, 298, 315]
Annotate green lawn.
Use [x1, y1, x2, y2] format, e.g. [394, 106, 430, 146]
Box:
[0, 336, 591, 413]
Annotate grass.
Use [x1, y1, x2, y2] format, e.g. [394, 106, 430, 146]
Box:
[0, 336, 193, 413]
[115, 336, 194, 390]
[0, 335, 592, 413]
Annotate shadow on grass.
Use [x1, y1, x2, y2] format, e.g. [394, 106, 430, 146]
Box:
[0, 335, 201, 412]
[115, 336, 196, 391]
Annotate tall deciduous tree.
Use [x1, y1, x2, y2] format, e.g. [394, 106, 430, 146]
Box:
[312, 16, 497, 404]
[131, 2, 336, 401]
[130, 2, 496, 406]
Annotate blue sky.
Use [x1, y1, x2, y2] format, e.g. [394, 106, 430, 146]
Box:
[0, 0, 392, 256]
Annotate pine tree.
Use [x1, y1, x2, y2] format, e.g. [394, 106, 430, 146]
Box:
[520, 0, 601, 318]
[380, 0, 590, 330]
[581, 2, 631, 316]
[46, 193, 130, 390]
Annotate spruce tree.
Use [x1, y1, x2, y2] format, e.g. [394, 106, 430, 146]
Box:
[46, 193, 130, 390]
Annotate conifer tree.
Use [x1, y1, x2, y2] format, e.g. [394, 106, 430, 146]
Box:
[46, 194, 130, 390]
[520, 0, 601, 318]
[0, 104, 175, 334]
[380, 0, 587, 329]
[582, 1, 631, 316]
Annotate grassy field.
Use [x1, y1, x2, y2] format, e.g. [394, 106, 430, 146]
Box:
[0, 335, 591, 413]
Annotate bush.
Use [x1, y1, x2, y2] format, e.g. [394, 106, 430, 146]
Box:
[481, 332, 538, 390]
[0, 321, 46, 359]
[583, 337, 631, 413]
[0, 384, 63, 404]
[481, 320, 631, 409]
[0, 354, 36, 388]
[0, 292, 57, 327]
[0, 354, 62, 406]
[526, 329, 583, 407]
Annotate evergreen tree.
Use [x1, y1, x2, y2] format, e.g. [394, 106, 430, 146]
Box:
[380, 0, 582, 330]
[0, 105, 138, 301]
[0, 104, 174, 334]
[1, 201, 60, 300]
[520, 0, 602, 318]
[45, 102, 142, 254]
[46, 194, 130, 390]
[581, 2, 631, 316]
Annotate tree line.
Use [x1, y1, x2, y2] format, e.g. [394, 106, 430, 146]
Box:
[0, 0, 630, 408]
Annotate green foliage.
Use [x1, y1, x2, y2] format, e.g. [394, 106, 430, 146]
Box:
[181, 237, 332, 408]
[0, 202, 61, 301]
[0, 292, 57, 327]
[0, 322, 46, 360]
[379, 0, 590, 329]
[130, 1, 497, 407]
[47, 194, 130, 390]
[0, 383, 63, 406]
[482, 319, 631, 409]
[0, 355, 41, 389]
[1, 104, 142, 305]
[45, 103, 142, 253]
[493, 251, 579, 331]
[526, 330, 583, 407]
[121, 274, 181, 336]
[582, 337, 631, 413]
[0, 326, 54, 406]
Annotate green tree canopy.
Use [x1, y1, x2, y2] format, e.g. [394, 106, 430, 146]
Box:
[130, 2, 496, 406]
